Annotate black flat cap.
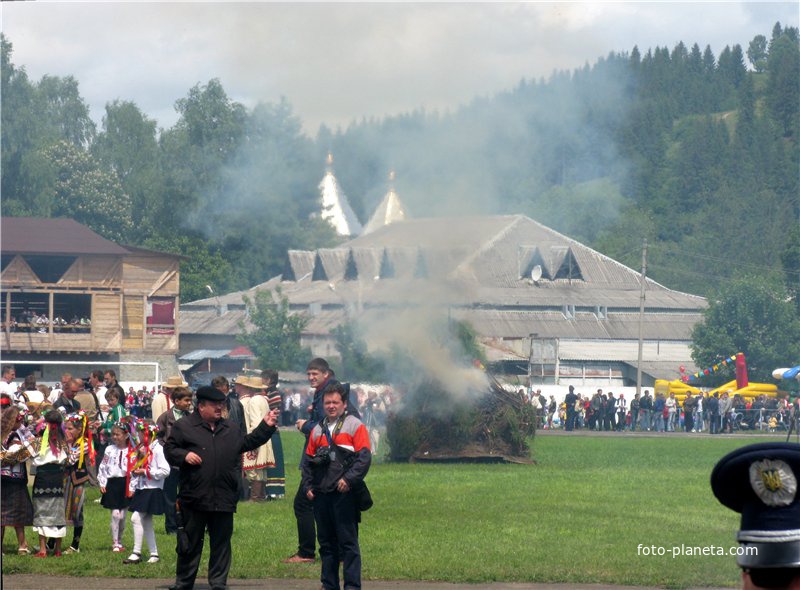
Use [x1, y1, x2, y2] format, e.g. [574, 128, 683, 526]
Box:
[195, 386, 225, 402]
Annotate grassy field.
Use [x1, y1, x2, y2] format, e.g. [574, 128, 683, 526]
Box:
[2, 431, 776, 588]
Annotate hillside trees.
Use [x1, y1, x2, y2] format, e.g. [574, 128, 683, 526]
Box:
[2, 23, 798, 308]
[691, 276, 800, 382]
[765, 27, 800, 137]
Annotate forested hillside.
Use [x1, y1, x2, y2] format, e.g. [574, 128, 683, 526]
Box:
[2, 24, 798, 304]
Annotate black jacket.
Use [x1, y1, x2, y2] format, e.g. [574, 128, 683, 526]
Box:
[164, 410, 275, 512]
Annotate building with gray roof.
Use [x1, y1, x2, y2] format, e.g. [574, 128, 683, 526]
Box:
[181, 214, 706, 388]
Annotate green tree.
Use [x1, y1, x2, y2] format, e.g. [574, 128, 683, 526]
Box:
[747, 35, 768, 72]
[159, 79, 247, 229]
[781, 224, 800, 313]
[40, 140, 133, 240]
[238, 287, 311, 371]
[765, 31, 800, 137]
[690, 277, 800, 382]
[92, 100, 161, 235]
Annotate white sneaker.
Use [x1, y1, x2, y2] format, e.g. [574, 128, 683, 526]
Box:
[147, 555, 160, 564]
[123, 553, 142, 564]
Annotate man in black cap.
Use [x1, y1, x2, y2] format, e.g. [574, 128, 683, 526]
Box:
[164, 386, 280, 590]
[711, 442, 800, 590]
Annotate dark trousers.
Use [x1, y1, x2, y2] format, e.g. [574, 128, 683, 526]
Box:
[314, 491, 361, 590]
[293, 480, 316, 558]
[710, 412, 720, 434]
[565, 408, 575, 431]
[163, 468, 179, 533]
[174, 505, 233, 590]
[684, 412, 694, 432]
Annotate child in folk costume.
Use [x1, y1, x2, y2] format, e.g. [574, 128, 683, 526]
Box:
[97, 421, 132, 552]
[63, 411, 96, 553]
[1, 395, 35, 554]
[98, 388, 129, 442]
[31, 409, 69, 557]
[123, 420, 169, 564]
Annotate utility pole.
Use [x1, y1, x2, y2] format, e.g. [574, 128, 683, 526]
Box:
[636, 239, 648, 398]
[528, 333, 537, 394]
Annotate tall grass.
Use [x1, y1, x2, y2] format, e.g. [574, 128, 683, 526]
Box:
[3, 431, 770, 587]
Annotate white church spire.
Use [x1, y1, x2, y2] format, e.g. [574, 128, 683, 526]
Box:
[363, 170, 407, 235]
[319, 152, 362, 237]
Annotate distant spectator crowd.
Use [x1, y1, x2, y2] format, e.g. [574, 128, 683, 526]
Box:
[525, 387, 799, 434]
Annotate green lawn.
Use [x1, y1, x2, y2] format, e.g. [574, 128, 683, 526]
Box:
[2, 431, 773, 588]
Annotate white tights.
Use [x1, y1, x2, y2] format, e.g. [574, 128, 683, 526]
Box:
[131, 511, 157, 557]
[110, 508, 127, 546]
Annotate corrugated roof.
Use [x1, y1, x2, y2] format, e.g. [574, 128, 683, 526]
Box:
[1, 217, 130, 256]
[180, 215, 707, 368]
[179, 349, 236, 361]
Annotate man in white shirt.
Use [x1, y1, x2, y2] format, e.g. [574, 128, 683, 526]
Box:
[0, 365, 18, 399]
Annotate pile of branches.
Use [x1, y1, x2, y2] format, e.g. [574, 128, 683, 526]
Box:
[385, 373, 536, 463]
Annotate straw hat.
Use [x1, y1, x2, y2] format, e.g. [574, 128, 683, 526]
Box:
[161, 375, 188, 389]
[235, 375, 264, 390]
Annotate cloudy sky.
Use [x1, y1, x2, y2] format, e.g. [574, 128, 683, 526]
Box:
[3, 2, 797, 134]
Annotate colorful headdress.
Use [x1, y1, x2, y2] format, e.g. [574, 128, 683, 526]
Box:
[125, 418, 160, 497]
[36, 411, 64, 457]
[65, 411, 96, 468]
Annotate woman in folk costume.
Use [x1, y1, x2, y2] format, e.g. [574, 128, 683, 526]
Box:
[63, 411, 96, 553]
[262, 370, 285, 500]
[123, 419, 169, 564]
[97, 420, 132, 552]
[31, 409, 69, 557]
[1, 395, 35, 554]
[237, 375, 275, 501]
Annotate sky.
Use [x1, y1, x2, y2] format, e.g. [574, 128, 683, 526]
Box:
[2, 1, 798, 135]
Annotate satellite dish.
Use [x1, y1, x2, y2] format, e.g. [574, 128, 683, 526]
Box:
[531, 265, 543, 282]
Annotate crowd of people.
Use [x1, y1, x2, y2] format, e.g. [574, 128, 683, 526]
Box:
[0, 360, 378, 590]
[526, 386, 799, 434]
[2, 307, 92, 333]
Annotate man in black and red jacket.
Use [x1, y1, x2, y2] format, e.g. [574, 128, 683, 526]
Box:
[284, 358, 360, 564]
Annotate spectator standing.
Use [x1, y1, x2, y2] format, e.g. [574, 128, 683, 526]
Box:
[665, 393, 677, 432]
[53, 379, 81, 415]
[164, 386, 279, 590]
[262, 370, 286, 500]
[630, 393, 640, 432]
[564, 385, 577, 431]
[123, 421, 169, 565]
[97, 422, 131, 553]
[301, 383, 371, 590]
[157, 386, 193, 535]
[63, 412, 95, 553]
[151, 375, 187, 423]
[32, 410, 69, 557]
[615, 394, 627, 431]
[683, 394, 696, 433]
[0, 366, 18, 400]
[1, 396, 34, 555]
[237, 376, 274, 502]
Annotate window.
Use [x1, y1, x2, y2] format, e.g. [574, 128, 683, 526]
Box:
[22, 255, 77, 283]
[146, 297, 175, 335]
[53, 293, 92, 332]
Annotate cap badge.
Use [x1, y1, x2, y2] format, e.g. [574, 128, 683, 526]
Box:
[749, 459, 797, 507]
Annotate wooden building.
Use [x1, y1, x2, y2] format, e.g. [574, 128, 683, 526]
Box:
[1, 217, 182, 381]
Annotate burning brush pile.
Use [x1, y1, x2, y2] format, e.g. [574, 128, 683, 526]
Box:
[385, 368, 536, 464]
